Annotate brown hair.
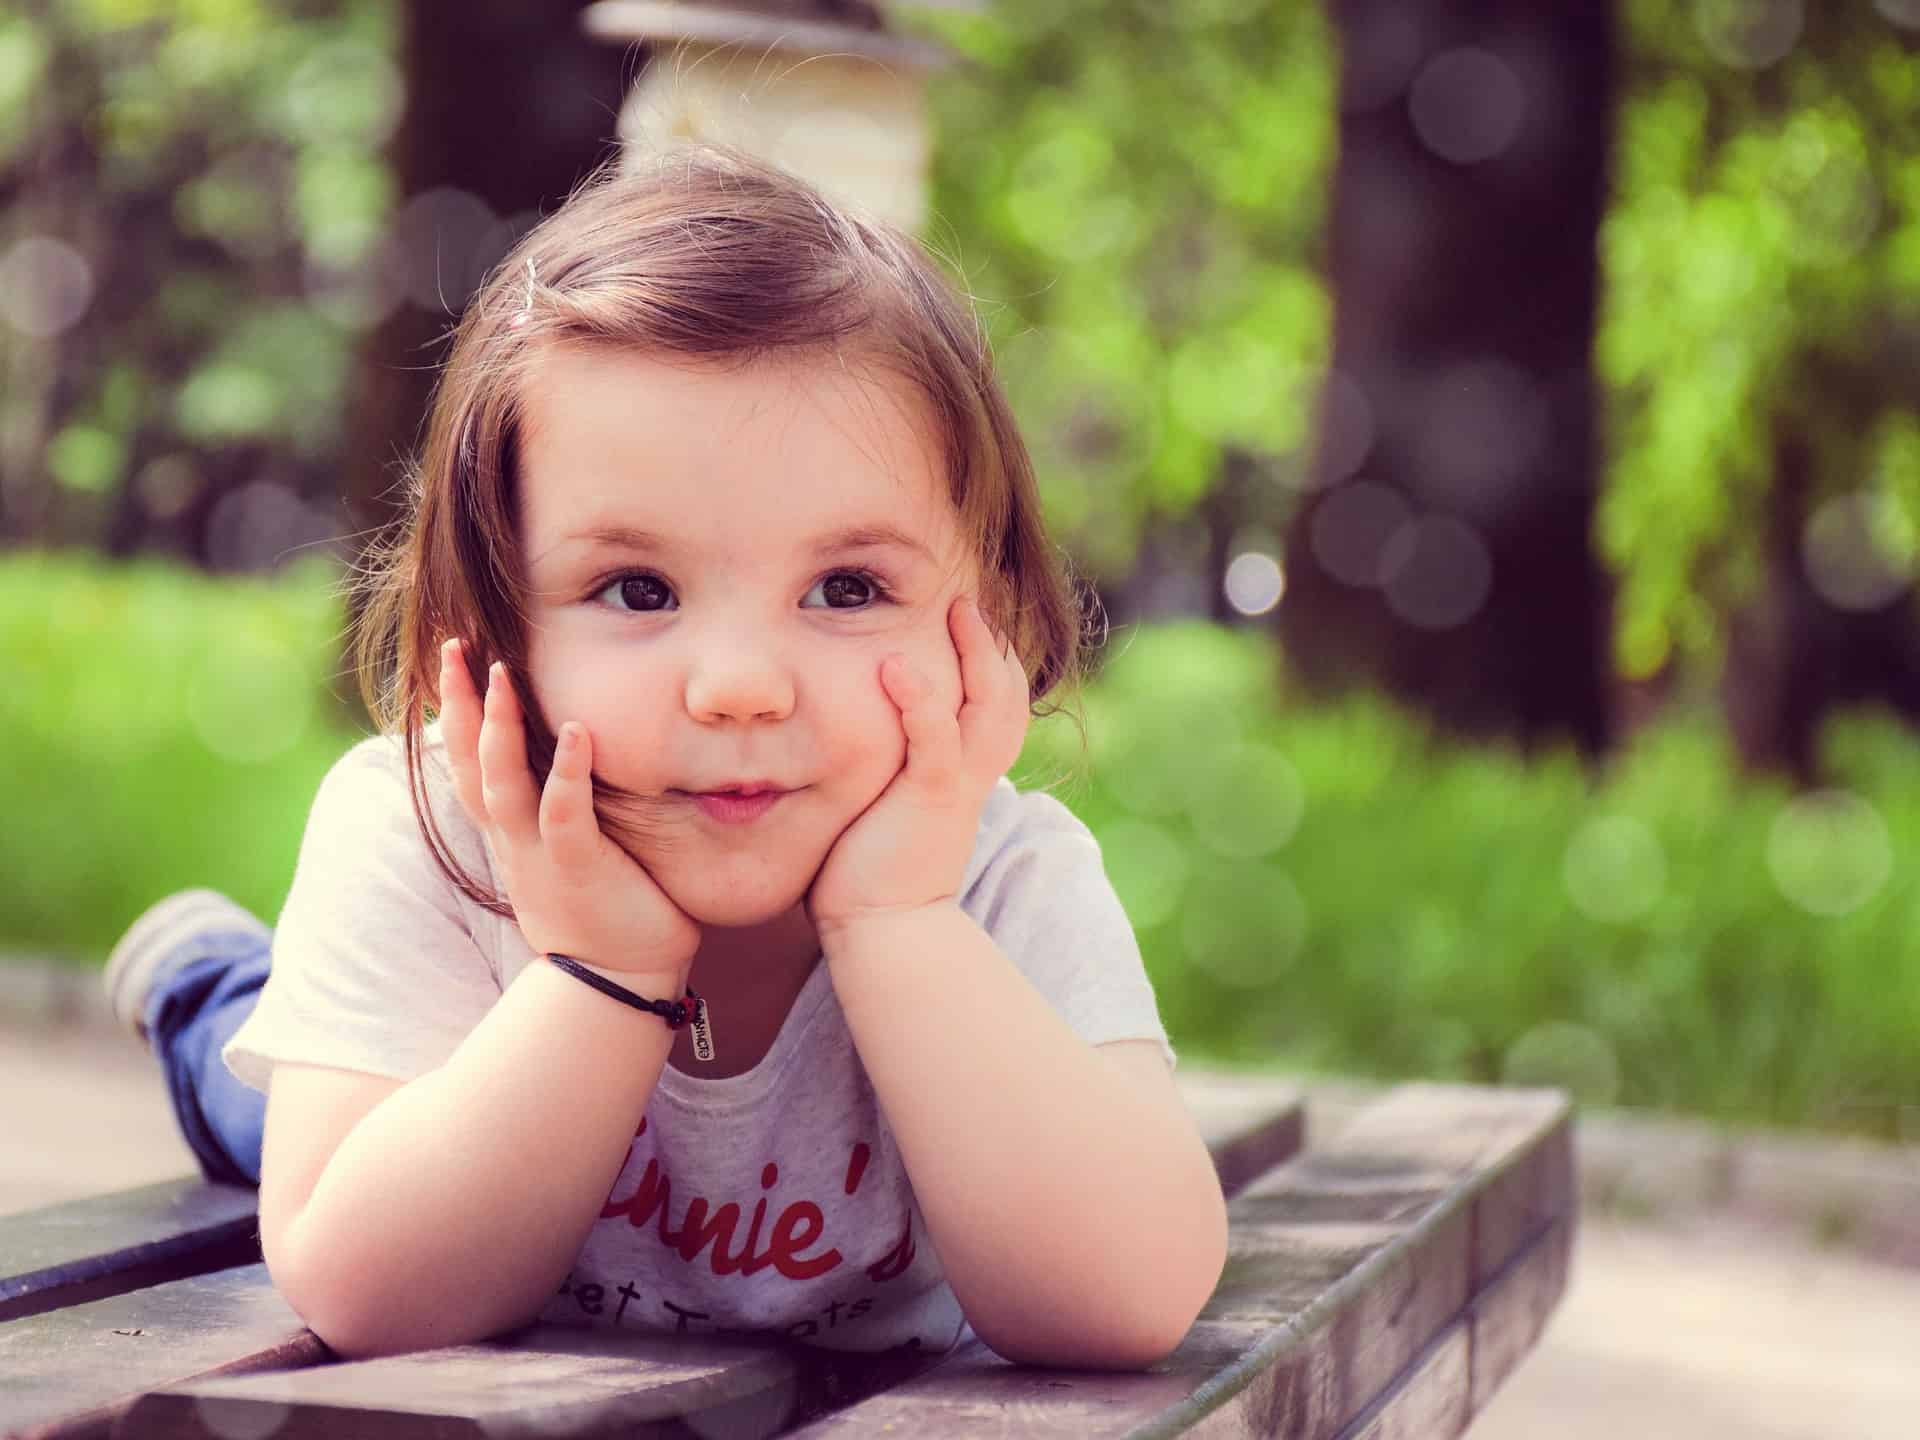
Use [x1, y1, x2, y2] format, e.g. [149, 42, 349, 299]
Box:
[344, 141, 1097, 917]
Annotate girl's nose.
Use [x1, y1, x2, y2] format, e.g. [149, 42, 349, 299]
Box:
[683, 647, 795, 725]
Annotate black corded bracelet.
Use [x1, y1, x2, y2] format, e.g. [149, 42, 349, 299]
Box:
[545, 953, 715, 1061]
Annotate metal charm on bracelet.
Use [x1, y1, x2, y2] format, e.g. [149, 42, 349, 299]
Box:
[545, 953, 715, 1061]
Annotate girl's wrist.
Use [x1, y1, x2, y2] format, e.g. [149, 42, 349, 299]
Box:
[542, 951, 691, 994]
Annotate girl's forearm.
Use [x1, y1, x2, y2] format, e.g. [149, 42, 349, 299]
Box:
[821, 904, 1228, 1369]
[275, 960, 680, 1358]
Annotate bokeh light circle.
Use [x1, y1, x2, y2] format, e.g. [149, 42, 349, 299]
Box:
[1103, 703, 1247, 819]
[1877, 0, 1920, 28]
[1339, 10, 1423, 113]
[1223, 552, 1285, 616]
[303, 250, 407, 331]
[1503, 1021, 1621, 1106]
[1419, 359, 1550, 509]
[188, 638, 317, 767]
[1767, 789, 1892, 916]
[1316, 370, 1376, 485]
[1309, 481, 1412, 588]
[1094, 818, 1190, 930]
[0, 235, 95, 338]
[1802, 492, 1914, 612]
[1186, 743, 1305, 860]
[1696, 0, 1803, 68]
[387, 187, 501, 313]
[1778, 139, 1880, 265]
[284, 40, 404, 148]
[1179, 863, 1307, 989]
[137, 455, 203, 521]
[681, 1372, 805, 1439]
[1379, 515, 1494, 630]
[191, 1394, 291, 1440]
[1563, 816, 1667, 923]
[1408, 48, 1526, 165]
[205, 480, 333, 574]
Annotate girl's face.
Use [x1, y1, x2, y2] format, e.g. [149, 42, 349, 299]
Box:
[516, 344, 978, 930]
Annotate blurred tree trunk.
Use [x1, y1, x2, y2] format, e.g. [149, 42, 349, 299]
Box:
[1722, 370, 1920, 784]
[341, 0, 635, 548]
[1277, 0, 1614, 754]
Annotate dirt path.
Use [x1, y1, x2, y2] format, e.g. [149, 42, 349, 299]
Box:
[1474, 1210, 1919, 1439]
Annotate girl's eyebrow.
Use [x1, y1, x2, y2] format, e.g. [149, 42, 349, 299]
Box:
[563, 522, 937, 565]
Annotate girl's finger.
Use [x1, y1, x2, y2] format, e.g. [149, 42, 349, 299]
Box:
[951, 596, 1006, 708]
[476, 661, 541, 842]
[539, 722, 597, 869]
[438, 640, 490, 828]
[886, 655, 963, 794]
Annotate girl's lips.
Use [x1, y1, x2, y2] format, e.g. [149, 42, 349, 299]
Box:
[689, 790, 789, 824]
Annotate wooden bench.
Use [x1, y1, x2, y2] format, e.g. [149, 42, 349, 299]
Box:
[1, 1079, 1572, 1439]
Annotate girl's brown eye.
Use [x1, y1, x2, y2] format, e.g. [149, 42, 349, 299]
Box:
[613, 574, 671, 611]
[817, 572, 873, 608]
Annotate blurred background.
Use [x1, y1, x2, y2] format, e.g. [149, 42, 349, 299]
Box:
[5, 0, 1920, 1173]
[6, 2, 1920, 1431]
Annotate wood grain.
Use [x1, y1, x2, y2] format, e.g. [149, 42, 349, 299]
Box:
[6, 1084, 1576, 1439]
[5, 1087, 1308, 1439]
[0, 1178, 260, 1323]
[0, 1263, 321, 1440]
[783, 1082, 1573, 1438]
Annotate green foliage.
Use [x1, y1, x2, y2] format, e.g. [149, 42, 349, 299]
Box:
[0, 548, 357, 956]
[1600, 4, 1920, 676]
[2, 0, 397, 546]
[907, 1, 1335, 581]
[1019, 623, 1920, 1142]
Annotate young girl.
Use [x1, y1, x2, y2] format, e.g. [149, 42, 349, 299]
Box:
[103, 143, 1227, 1371]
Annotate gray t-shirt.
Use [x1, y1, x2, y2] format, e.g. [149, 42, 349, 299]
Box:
[224, 721, 1175, 1356]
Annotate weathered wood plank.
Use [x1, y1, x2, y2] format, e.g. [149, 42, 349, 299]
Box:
[1468, 1214, 1573, 1415]
[5, 1085, 1557, 1440]
[95, 1090, 1308, 1439]
[0, 1263, 322, 1440]
[1181, 1078, 1306, 1200]
[781, 1082, 1573, 1438]
[0, 1178, 259, 1323]
[1324, 1325, 1471, 1440]
[1216, 1205, 1573, 1440]
[118, 1328, 947, 1440]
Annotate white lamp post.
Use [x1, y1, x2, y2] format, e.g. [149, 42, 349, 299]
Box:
[582, 1, 978, 234]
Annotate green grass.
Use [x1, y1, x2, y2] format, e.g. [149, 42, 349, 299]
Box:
[1, 548, 363, 959]
[1018, 624, 1920, 1144]
[6, 550, 1918, 1142]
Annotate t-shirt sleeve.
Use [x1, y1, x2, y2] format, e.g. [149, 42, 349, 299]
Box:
[221, 736, 503, 1096]
[965, 787, 1177, 1072]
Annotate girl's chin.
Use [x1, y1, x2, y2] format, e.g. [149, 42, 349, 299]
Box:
[658, 872, 819, 931]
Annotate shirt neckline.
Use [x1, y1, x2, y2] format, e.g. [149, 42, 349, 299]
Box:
[652, 953, 834, 1112]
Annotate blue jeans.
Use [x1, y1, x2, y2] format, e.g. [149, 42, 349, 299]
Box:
[146, 929, 271, 1187]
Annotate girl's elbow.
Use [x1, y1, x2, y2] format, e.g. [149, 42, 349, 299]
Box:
[983, 1311, 1194, 1372]
[270, 1252, 536, 1361]
[1139, 1188, 1232, 1365]
[982, 1256, 1226, 1371]
[291, 1295, 522, 1362]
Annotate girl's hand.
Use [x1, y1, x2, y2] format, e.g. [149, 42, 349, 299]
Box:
[438, 639, 702, 981]
[806, 596, 1031, 943]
